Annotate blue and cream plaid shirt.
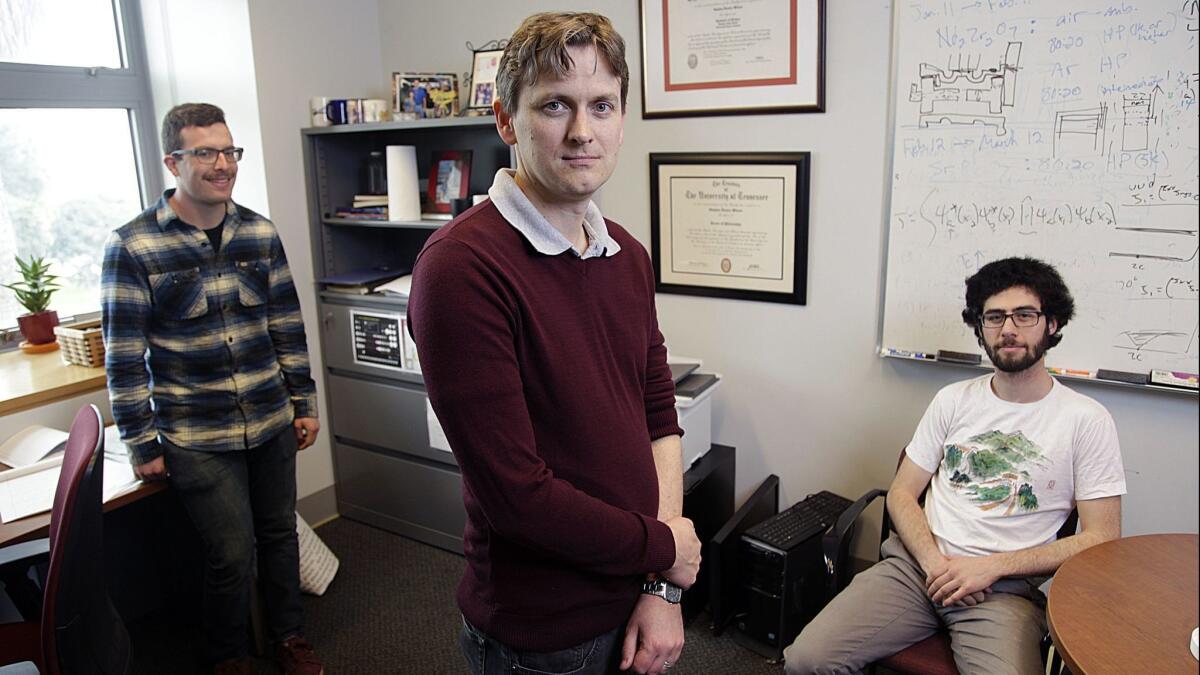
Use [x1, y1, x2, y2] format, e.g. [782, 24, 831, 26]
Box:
[101, 190, 318, 464]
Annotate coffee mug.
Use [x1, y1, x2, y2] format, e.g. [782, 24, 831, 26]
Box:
[325, 99, 350, 125]
[310, 96, 331, 127]
[362, 98, 391, 123]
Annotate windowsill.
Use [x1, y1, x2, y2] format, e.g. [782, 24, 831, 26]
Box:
[0, 347, 106, 416]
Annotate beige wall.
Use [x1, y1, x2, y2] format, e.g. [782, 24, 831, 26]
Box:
[245, 0, 387, 500]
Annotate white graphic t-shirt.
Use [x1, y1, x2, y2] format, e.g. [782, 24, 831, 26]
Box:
[906, 374, 1125, 558]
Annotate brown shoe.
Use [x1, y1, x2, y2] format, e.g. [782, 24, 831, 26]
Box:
[213, 656, 251, 675]
[276, 636, 324, 675]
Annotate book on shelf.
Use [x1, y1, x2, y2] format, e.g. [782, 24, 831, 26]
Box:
[333, 212, 389, 221]
[333, 205, 389, 221]
[319, 266, 410, 295]
[322, 284, 375, 295]
[352, 194, 389, 208]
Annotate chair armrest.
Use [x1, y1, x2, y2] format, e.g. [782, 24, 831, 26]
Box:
[822, 489, 887, 601]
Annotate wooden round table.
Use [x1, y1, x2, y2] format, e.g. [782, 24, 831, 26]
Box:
[1048, 533, 1199, 674]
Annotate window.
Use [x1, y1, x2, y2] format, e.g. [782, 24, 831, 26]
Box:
[0, 0, 161, 339]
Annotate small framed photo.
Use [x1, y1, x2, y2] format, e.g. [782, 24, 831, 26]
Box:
[468, 49, 504, 111]
[427, 150, 472, 213]
[392, 72, 460, 119]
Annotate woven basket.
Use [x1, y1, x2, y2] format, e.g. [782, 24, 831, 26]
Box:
[54, 318, 105, 368]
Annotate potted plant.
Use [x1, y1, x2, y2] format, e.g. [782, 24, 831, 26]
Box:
[3, 255, 61, 346]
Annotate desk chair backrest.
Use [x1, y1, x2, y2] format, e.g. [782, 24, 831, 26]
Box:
[41, 405, 130, 675]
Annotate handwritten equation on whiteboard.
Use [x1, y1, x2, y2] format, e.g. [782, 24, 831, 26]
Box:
[883, 0, 1199, 374]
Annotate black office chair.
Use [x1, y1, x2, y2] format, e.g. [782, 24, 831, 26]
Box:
[821, 449, 1077, 675]
[0, 405, 131, 675]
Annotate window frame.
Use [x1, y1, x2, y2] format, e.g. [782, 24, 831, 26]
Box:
[0, 0, 163, 347]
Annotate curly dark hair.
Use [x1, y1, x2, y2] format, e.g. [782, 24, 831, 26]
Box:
[961, 257, 1075, 349]
[161, 103, 226, 155]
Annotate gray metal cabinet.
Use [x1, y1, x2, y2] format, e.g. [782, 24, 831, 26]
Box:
[302, 118, 511, 553]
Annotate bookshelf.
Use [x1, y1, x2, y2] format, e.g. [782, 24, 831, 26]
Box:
[301, 117, 512, 553]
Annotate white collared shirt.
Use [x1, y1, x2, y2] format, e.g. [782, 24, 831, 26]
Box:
[486, 169, 622, 259]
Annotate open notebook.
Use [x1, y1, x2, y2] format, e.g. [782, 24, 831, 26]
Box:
[0, 424, 139, 523]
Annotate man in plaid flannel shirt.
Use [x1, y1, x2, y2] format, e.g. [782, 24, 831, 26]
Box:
[101, 103, 323, 675]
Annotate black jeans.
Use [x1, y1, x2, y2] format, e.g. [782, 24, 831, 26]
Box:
[163, 428, 302, 662]
[460, 616, 624, 675]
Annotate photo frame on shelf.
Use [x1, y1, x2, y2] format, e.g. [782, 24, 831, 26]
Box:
[638, 0, 826, 118]
[427, 150, 472, 214]
[649, 152, 810, 305]
[468, 48, 504, 111]
[392, 72, 461, 120]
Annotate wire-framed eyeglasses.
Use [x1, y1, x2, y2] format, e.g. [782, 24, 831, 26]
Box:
[171, 147, 244, 164]
[980, 309, 1044, 330]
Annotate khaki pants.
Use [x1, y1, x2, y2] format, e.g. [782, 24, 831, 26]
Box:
[783, 536, 1048, 675]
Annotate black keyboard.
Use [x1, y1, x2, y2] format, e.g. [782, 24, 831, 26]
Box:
[744, 490, 854, 550]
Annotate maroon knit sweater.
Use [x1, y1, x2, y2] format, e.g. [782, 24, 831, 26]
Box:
[407, 202, 682, 651]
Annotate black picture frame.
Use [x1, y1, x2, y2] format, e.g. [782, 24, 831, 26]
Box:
[467, 48, 505, 111]
[650, 152, 810, 305]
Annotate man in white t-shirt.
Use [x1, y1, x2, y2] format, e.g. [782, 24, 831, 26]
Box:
[785, 257, 1125, 675]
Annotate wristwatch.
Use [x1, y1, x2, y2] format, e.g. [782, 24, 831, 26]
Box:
[641, 579, 683, 604]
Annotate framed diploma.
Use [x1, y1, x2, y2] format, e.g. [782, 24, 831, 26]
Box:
[638, 0, 825, 118]
[650, 152, 810, 305]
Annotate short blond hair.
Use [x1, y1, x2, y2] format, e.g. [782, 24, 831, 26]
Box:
[496, 12, 629, 115]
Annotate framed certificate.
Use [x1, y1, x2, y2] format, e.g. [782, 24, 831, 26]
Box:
[638, 0, 825, 118]
[650, 152, 810, 305]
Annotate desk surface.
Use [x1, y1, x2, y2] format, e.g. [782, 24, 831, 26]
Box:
[0, 348, 106, 416]
[0, 478, 166, 547]
[1047, 533, 1199, 675]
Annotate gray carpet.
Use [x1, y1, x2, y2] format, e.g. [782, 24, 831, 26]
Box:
[129, 517, 783, 674]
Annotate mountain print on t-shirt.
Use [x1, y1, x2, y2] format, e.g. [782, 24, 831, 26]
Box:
[942, 430, 1050, 516]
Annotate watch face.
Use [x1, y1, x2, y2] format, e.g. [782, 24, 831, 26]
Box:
[665, 584, 682, 603]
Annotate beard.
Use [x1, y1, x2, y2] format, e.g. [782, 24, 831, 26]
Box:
[984, 326, 1051, 373]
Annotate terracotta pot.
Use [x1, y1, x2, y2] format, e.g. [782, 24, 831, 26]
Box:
[17, 310, 59, 345]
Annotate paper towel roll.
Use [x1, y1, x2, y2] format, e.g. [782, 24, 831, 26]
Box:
[386, 145, 420, 221]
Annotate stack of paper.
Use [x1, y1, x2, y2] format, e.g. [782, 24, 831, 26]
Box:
[0, 425, 141, 524]
[376, 274, 413, 298]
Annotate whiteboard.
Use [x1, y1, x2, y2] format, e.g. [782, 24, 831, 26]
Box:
[881, 0, 1199, 376]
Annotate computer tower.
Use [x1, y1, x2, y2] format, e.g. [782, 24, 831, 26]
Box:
[733, 529, 831, 660]
[708, 475, 779, 635]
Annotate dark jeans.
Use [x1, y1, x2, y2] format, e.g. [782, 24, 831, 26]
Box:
[460, 617, 624, 675]
[163, 428, 302, 662]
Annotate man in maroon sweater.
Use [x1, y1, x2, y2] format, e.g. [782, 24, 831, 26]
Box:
[407, 12, 702, 675]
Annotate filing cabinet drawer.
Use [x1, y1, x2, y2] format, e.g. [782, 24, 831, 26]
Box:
[334, 441, 465, 553]
[328, 373, 455, 467]
[319, 299, 422, 385]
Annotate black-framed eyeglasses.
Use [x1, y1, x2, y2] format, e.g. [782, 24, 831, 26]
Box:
[170, 147, 244, 164]
[981, 309, 1043, 329]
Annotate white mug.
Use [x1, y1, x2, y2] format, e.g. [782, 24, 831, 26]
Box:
[363, 98, 391, 123]
[309, 96, 331, 127]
